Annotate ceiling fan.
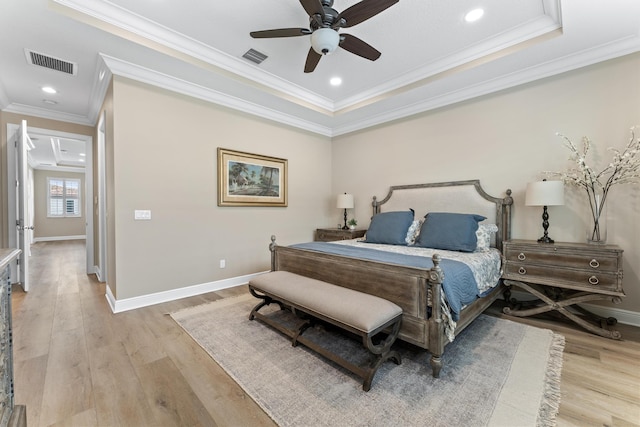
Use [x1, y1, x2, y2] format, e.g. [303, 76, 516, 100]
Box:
[250, 0, 399, 73]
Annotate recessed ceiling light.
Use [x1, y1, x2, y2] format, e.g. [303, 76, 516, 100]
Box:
[42, 86, 57, 94]
[42, 99, 58, 105]
[464, 8, 484, 23]
[79, 153, 86, 157]
[330, 77, 342, 86]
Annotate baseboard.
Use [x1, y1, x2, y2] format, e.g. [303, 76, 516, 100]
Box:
[94, 266, 104, 282]
[578, 303, 640, 328]
[105, 271, 269, 314]
[34, 235, 86, 242]
[509, 290, 640, 328]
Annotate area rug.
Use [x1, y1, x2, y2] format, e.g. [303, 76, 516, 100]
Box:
[170, 294, 565, 427]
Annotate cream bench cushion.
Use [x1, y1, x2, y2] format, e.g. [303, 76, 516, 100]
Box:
[249, 270, 402, 333]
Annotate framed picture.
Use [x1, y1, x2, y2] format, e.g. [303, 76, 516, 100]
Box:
[217, 148, 288, 207]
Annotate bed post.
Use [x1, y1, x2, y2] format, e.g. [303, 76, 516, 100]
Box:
[428, 254, 445, 378]
[269, 235, 277, 271]
[372, 195, 380, 216]
[503, 189, 513, 242]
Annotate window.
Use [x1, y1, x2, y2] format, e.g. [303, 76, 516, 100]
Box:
[47, 177, 81, 217]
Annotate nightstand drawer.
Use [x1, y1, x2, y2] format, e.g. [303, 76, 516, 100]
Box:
[503, 263, 620, 292]
[504, 246, 619, 272]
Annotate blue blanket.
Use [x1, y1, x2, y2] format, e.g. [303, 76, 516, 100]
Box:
[290, 242, 479, 321]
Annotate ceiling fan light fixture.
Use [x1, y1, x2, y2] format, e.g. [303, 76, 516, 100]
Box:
[311, 28, 339, 55]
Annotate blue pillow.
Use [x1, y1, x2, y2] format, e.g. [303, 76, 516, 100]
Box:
[364, 210, 414, 245]
[414, 212, 486, 252]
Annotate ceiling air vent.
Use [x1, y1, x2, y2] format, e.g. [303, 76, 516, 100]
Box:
[242, 49, 268, 65]
[24, 49, 77, 75]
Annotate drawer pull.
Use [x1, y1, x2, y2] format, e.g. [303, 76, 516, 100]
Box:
[517, 253, 526, 261]
[518, 267, 527, 275]
[589, 259, 600, 269]
[588, 276, 599, 285]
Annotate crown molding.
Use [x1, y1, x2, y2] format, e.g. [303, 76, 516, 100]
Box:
[2, 102, 95, 126]
[332, 34, 640, 136]
[51, 0, 335, 112]
[100, 54, 333, 137]
[7, 34, 639, 139]
[334, 4, 563, 111]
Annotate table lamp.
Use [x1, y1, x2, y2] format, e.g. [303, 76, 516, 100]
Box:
[525, 180, 565, 243]
[336, 193, 354, 230]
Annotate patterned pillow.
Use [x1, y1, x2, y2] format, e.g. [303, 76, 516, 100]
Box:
[405, 218, 425, 245]
[475, 223, 498, 252]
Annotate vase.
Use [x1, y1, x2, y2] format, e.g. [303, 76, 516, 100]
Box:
[587, 191, 607, 244]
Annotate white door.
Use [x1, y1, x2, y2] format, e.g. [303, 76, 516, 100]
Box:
[15, 120, 33, 291]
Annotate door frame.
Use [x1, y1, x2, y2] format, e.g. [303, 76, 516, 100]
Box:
[6, 123, 95, 277]
[96, 111, 107, 282]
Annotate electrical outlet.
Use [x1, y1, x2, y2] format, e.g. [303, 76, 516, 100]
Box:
[219, 259, 226, 268]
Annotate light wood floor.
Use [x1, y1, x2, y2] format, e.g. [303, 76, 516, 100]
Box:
[10, 240, 640, 426]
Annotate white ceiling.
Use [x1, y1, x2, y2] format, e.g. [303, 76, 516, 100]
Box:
[1, 0, 639, 165]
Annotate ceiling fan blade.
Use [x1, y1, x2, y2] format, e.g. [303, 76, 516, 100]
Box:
[336, 0, 399, 28]
[250, 28, 312, 38]
[339, 34, 381, 61]
[304, 48, 322, 73]
[300, 0, 324, 18]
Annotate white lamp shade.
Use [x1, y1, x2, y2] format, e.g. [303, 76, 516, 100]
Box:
[525, 181, 565, 206]
[336, 193, 354, 209]
[311, 28, 339, 55]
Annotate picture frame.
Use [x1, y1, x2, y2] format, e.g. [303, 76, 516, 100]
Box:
[217, 148, 288, 207]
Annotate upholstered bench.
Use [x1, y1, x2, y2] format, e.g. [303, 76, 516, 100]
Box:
[248, 270, 403, 391]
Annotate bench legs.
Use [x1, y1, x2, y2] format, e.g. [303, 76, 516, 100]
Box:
[249, 286, 402, 392]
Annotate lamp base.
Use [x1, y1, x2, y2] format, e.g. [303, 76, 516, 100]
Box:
[342, 208, 348, 230]
[537, 205, 554, 244]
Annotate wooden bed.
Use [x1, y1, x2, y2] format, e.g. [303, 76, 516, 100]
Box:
[269, 180, 513, 376]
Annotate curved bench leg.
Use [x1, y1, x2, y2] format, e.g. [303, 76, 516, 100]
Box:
[248, 286, 273, 320]
[365, 317, 402, 355]
[292, 319, 312, 347]
[361, 316, 403, 391]
[249, 285, 286, 320]
[362, 349, 402, 392]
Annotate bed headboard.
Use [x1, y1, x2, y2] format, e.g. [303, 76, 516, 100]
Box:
[372, 180, 513, 252]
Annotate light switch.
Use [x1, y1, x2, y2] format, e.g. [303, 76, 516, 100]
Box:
[134, 210, 151, 220]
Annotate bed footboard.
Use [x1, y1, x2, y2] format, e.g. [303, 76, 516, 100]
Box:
[269, 236, 446, 355]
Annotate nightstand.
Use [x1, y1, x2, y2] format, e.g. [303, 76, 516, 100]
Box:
[315, 228, 366, 242]
[501, 239, 624, 339]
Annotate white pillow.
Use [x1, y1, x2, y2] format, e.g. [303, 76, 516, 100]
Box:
[475, 223, 498, 251]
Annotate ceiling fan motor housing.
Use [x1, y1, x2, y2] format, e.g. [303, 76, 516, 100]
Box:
[310, 4, 340, 30]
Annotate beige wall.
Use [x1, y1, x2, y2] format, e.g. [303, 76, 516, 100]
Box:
[3, 53, 639, 318]
[0, 112, 94, 246]
[110, 77, 332, 299]
[33, 169, 85, 239]
[333, 53, 640, 314]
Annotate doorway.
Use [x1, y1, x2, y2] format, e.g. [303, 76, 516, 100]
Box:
[6, 122, 95, 287]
